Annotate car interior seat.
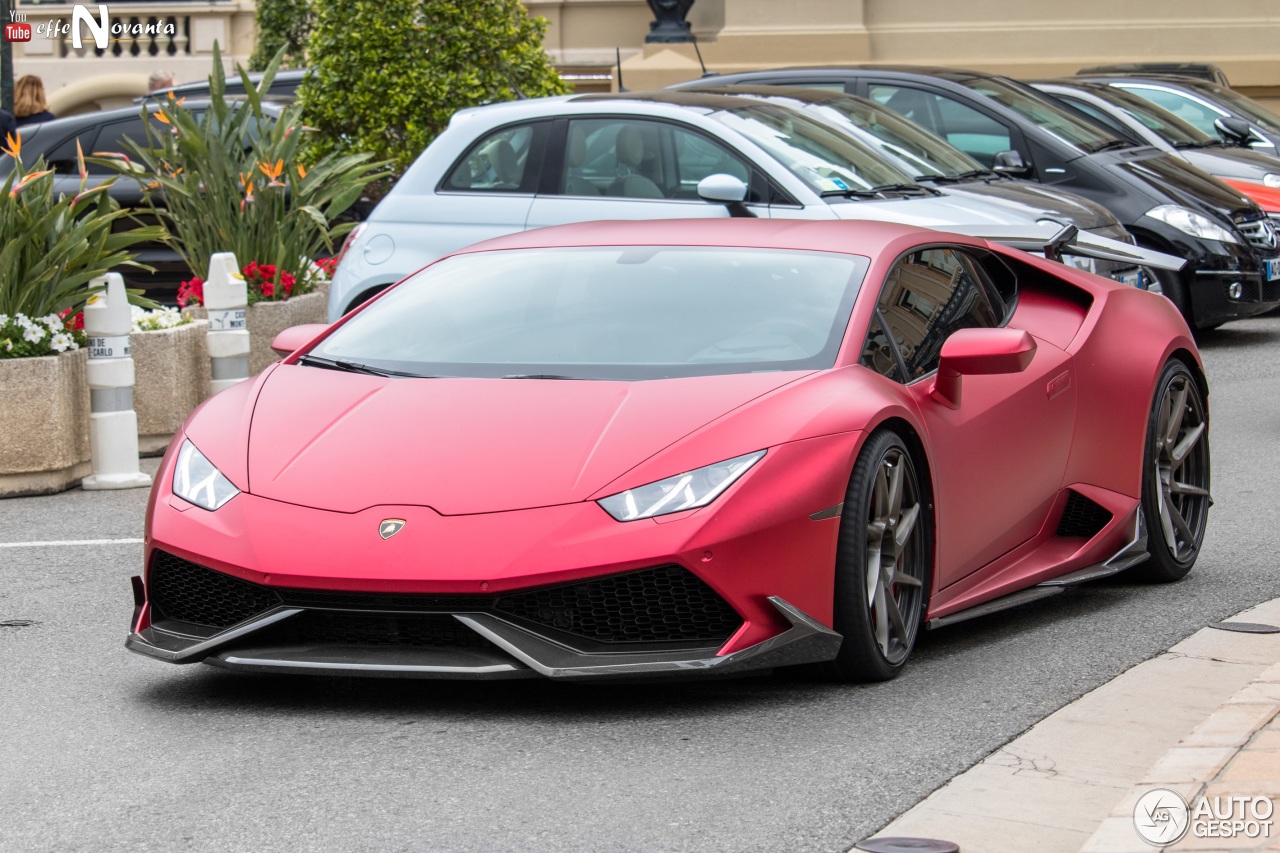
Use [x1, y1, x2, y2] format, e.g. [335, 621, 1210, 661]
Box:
[487, 139, 523, 189]
[564, 127, 600, 196]
[609, 126, 664, 199]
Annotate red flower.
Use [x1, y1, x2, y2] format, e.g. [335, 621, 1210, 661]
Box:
[177, 277, 204, 308]
[58, 308, 85, 331]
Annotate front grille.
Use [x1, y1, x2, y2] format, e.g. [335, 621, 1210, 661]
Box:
[1235, 217, 1279, 253]
[149, 553, 741, 648]
[495, 565, 741, 645]
[1236, 278, 1280, 303]
[295, 611, 496, 648]
[1056, 491, 1113, 538]
[149, 551, 282, 629]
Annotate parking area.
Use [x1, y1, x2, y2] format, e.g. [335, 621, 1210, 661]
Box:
[1, 313, 1278, 852]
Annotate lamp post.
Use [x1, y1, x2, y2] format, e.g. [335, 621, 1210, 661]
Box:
[2, 0, 15, 113]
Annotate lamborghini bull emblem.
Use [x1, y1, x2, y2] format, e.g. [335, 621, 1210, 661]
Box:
[378, 519, 407, 540]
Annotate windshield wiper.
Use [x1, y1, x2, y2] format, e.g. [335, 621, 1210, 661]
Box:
[500, 373, 585, 380]
[1089, 139, 1134, 152]
[821, 183, 937, 198]
[298, 354, 418, 377]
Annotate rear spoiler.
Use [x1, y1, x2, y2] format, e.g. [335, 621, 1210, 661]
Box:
[951, 224, 1187, 272]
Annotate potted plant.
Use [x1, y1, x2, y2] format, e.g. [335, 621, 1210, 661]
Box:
[0, 134, 165, 497]
[113, 47, 386, 374]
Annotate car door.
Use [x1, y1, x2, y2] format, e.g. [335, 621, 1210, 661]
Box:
[431, 120, 549, 247]
[861, 81, 1024, 171]
[859, 246, 1075, 587]
[525, 116, 772, 227]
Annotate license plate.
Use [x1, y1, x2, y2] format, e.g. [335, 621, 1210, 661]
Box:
[1113, 269, 1145, 289]
[1267, 258, 1280, 281]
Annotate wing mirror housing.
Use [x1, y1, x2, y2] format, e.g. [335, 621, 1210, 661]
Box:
[992, 149, 1031, 177]
[697, 173, 756, 218]
[271, 323, 329, 357]
[1214, 116, 1254, 147]
[932, 327, 1037, 409]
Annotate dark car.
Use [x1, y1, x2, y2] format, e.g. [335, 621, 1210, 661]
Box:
[145, 69, 307, 103]
[1077, 63, 1231, 87]
[1034, 79, 1280, 198]
[1076, 74, 1280, 154]
[687, 65, 1280, 329]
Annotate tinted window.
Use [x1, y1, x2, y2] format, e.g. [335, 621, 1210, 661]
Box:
[312, 246, 870, 380]
[444, 124, 538, 192]
[869, 84, 1013, 167]
[874, 248, 1001, 381]
[1058, 99, 1136, 141]
[966, 77, 1123, 152]
[561, 118, 755, 200]
[809, 96, 982, 178]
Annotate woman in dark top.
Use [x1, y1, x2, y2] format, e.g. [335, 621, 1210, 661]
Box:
[14, 75, 55, 127]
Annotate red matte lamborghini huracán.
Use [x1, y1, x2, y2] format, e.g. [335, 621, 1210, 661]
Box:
[128, 219, 1210, 682]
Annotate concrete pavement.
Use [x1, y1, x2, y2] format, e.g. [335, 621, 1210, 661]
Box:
[862, 597, 1280, 852]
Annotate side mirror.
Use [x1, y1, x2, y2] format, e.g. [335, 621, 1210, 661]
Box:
[271, 323, 329, 357]
[992, 149, 1031, 177]
[1214, 116, 1254, 146]
[697, 173, 756, 218]
[932, 327, 1037, 409]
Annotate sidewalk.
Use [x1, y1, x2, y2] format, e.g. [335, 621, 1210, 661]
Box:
[858, 597, 1280, 852]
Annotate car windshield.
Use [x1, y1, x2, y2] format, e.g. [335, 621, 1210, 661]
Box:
[708, 103, 920, 194]
[804, 96, 983, 178]
[310, 246, 869, 380]
[966, 77, 1128, 152]
[1192, 82, 1280, 133]
[1094, 86, 1213, 147]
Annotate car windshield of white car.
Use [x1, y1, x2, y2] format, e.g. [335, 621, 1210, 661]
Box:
[709, 104, 928, 197]
[310, 246, 869, 380]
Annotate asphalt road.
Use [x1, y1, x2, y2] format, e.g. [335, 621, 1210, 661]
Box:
[3, 314, 1280, 853]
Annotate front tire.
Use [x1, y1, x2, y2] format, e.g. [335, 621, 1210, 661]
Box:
[1135, 360, 1210, 582]
[825, 431, 932, 682]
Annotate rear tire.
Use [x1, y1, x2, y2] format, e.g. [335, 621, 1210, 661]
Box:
[824, 431, 932, 682]
[1133, 360, 1210, 582]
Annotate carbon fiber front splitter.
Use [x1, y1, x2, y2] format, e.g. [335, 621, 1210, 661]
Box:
[125, 596, 843, 680]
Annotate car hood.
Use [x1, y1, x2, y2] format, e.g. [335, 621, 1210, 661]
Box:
[246, 365, 810, 514]
[826, 191, 1045, 227]
[1183, 146, 1279, 183]
[1101, 149, 1257, 221]
[939, 178, 1119, 231]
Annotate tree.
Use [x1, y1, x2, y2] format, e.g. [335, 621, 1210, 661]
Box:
[300, 0, 568, 184]
[249, 0, 314, 70]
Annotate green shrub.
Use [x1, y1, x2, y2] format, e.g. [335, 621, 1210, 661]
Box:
[250, 0, 313, 70]
[109, 47, 389, 297]
[301, 0, 569, 182]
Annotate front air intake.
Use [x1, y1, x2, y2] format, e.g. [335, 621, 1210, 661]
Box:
[1056, 491, 1113, 539]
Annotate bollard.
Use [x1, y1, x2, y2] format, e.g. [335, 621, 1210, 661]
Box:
[205, 252, 250, 395]
[82, 273, 152, 491]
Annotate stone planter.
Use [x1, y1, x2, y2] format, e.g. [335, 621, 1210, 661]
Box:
[0, 349, 91, 497]
[132, 320, 211, 456]
[185, 289, 327, 376]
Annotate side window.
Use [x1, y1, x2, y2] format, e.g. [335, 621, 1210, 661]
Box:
[1060, 100, 1135, 141]
[40, 129, 100, 175]
[90, 119, 150, 174]
[1116, 86, 1225, 137]
[443, 124, 538, 193]
[562, 118, 758, 202]
[870, 85, 1013, 167]
[872, 248, 1001, 381]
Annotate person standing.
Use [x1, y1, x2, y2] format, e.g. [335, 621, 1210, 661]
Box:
[14, 75, 55, 127]
[148, 71, 175, 93]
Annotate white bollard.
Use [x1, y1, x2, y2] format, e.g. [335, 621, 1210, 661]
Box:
[82, 273, 152, 491]
[205, 252, 250, 394]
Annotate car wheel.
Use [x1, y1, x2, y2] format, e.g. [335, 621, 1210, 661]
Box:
[825, 430, 932, 682]
[1135, 360, 1211, 582]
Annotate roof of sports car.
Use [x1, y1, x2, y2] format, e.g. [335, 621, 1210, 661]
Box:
[455, 219, 986, 257]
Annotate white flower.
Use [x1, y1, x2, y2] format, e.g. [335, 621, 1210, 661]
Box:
[22, 324, 45, 344]
[42, 313, 63, 333]
[0, 314, 9, 327]
[49, 332, 73, 353]
[131, 305, 189, 333]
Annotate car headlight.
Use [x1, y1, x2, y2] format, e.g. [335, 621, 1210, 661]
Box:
[1143, 204, 1240, 244]
[172, 440, 240, 511]
[597, 451, 766, 521]
[1265, 173, 1280, 189]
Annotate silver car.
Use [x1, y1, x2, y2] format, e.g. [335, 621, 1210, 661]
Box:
[330, 91, 1078, 320]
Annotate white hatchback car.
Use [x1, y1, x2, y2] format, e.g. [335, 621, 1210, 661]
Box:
[330, 91, 1088, 320]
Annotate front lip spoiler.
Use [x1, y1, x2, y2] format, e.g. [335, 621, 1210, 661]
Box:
[125, 596, 843, 680]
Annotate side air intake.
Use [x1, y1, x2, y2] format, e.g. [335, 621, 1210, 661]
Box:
[1056, 490, 1113, 538]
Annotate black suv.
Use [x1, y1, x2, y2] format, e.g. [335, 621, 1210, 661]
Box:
[687, 65, 1280, 329]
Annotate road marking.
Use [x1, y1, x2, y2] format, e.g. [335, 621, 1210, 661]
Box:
[0, 538, 144, 549]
